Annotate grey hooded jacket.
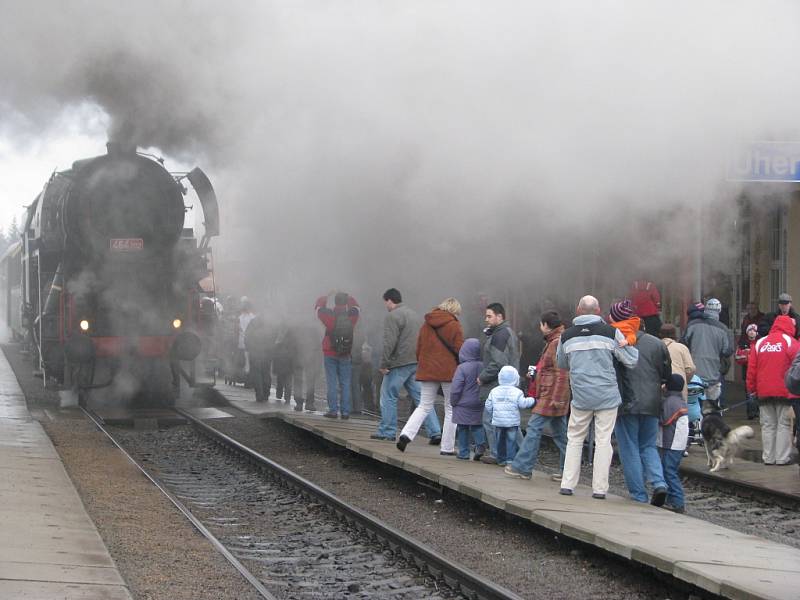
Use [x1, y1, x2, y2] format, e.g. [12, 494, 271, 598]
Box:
[682, 310, 733, 381]
[617, 331, 672, 417]
[380, 303, 421, 370]
[556, 314, 638, 411]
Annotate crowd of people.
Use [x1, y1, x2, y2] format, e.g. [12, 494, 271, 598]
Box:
[226, 283, 800, 513]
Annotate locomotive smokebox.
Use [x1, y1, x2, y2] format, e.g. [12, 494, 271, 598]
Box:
[33, 147, 185, 258]
[65, 150, 185, 258]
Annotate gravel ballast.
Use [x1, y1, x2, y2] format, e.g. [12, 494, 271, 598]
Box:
[3, 345, 262, 600]
[113, 425, 466, 599]
[211, 414, 698, 600]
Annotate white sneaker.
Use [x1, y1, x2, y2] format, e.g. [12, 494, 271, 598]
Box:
[551, 472, 563, 482]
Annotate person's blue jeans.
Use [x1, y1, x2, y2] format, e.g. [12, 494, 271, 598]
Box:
[495, 426, 519, 465]
[456, 424, 487, 459]
[511, 413, 567, 476]
[614, 414, 667, 503]
[746, 392, 759, 419]
[375, 364, 441, 439]
[482, 404, 495, 456]
[323, 356, 352, 416]
[659, 448, 685, 508]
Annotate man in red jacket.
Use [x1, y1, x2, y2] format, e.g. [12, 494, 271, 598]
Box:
[746, 315, 799, 465]
[315, 291, 360, 419]
[629, 279, 662, 336]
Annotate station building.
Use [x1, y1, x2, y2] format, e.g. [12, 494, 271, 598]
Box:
[703, 142, 800, 333]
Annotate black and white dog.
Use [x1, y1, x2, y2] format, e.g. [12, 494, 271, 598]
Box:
[700, 409, 755, 473]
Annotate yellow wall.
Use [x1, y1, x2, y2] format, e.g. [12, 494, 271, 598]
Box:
[747, 188, 800, 313]
[751, 205, 770, 312]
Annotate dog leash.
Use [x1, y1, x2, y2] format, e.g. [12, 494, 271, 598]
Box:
[718, 398, 753, 414]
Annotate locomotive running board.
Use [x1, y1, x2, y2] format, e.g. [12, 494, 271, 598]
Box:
[185, 168, 219, 247]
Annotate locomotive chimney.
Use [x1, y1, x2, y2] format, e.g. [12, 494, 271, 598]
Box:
[106, 141, 137, 156]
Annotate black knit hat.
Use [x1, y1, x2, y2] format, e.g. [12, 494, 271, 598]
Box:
[666, 373, 685, 392]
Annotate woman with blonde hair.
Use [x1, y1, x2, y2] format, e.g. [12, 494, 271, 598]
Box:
[397, 298, 464, 454]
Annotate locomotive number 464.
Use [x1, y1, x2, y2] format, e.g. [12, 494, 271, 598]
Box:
[110, 238, 144, 251]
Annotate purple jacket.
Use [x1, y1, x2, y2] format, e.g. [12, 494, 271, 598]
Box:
[450, 338, 484, 426]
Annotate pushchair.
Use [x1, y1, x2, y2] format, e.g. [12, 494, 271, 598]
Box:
[686, 375, 706, 451]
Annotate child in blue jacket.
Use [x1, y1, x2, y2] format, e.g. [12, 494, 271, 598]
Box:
[485, 366, 535, 465]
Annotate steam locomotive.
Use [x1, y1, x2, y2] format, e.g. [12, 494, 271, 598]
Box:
[2, 142, 220, 406]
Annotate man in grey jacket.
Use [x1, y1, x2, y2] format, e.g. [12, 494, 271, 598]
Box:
[478, 302, 520, 464]
[371, 288, 442, 441]
[682, 298, 733, 407]
[610, 301, 672, 505]
[557, 295, 638, 498]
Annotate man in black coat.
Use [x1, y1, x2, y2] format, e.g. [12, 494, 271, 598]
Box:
[244, 315, 276, 403]
[759, 293, 800, 339]
[610, 301, 672, 506]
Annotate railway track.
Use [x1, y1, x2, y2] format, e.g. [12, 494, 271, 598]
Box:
[81, 407, 522, 600]
[216, 400, 800, 551]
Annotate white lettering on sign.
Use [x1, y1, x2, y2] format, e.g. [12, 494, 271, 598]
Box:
[110, 238, 144, 252]
[759, 342, 783, 353]
[729, 142, 800, 182]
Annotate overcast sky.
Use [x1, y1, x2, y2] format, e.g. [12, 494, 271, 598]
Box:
[0, 104, 107, 229]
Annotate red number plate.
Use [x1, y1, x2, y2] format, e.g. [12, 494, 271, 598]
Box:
[110, 238, 144, 251]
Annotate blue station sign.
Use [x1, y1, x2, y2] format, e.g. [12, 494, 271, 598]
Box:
[729, 142, 800, 182]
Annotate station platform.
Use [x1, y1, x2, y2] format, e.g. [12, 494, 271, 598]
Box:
[0, 355, 132, 598]
[216, 382, 800, 600]
[218, 383, 800, 504]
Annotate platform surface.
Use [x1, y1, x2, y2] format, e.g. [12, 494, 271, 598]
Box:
[0, 354, 132, 599]
[219, 383, 800, 600]
[219, 382, 800, 502]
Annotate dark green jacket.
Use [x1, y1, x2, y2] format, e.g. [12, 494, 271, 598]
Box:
[380, 303, 421, 370]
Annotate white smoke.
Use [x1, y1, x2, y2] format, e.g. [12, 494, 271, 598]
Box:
[2, 1, 799, 313]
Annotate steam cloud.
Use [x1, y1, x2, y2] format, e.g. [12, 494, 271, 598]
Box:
[2, 1, 800, 319]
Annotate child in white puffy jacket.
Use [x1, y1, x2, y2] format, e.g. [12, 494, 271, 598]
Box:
[485, 366, 535, 465]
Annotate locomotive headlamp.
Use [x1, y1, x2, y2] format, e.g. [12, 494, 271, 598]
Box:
[172, 318, 182, 329]
[79, 319, 90, 332]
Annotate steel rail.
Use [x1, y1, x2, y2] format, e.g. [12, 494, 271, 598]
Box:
[79, 407, 277, 600]
[175, 408, 524, 600]
[678, 464, 800, 510]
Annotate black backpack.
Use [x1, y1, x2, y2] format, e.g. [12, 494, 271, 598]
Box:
[330, 313, 354, 356]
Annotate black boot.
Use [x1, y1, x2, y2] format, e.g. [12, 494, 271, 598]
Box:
[396, 435, 411, 452]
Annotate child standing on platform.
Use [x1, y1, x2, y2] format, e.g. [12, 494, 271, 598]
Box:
[485, 366, 535, 465]
[657, 373, 689, 513]
[735, 323, 760, 420]
[449, 338, 486, 460]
